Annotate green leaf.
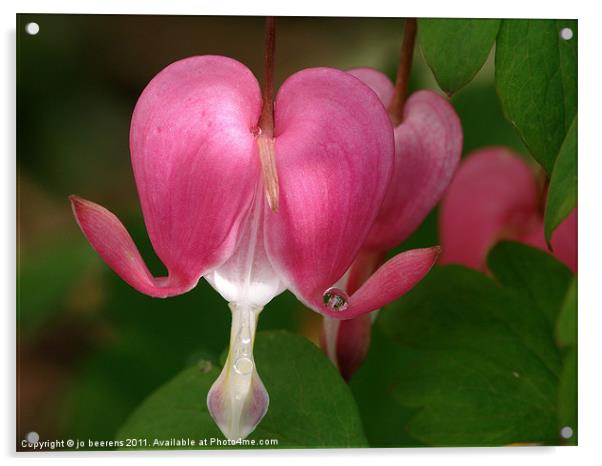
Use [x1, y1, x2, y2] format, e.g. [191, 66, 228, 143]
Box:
[117, 331, 367, 449]
[488, 241, 573, 327]
[495, 19, 577, 173]
[545, 117, 577, 242]
[353, 242, 572, 446]
[349, 326, 426, 447]
[451, 80, 528, 156]
[556, 277, 577, 348]
[418, 18, 500, 94]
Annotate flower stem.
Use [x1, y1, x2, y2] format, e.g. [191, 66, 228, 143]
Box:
[388, 18, 417, 126]
[257, 17, 280, 212]
[259, 16, 276, 137]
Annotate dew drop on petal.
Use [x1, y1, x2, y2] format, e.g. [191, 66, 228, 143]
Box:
[323, 287, 349, 312]
[233, 356, 254, 375]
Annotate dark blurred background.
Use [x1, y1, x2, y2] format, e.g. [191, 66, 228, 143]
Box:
[16, 14, 527, 447]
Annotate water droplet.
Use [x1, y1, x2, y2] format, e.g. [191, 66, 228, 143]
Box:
[239, 324, 252, 345]
[512, 371, 520, 378]
[323, 287, 349, 312]
[560, 426, 573, 439]
[197, 360, 213, 374]
[233, 357, 254, 375]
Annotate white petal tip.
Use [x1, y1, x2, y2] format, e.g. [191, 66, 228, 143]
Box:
[207, 365, 269, 440]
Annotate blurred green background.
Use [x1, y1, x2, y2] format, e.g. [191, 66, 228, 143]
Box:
[16, 14, 529, 448]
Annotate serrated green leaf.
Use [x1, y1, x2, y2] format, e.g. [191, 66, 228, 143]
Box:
[488, 241, 573, 327]
[349, 326, 425, 447]
[545, 117, 577, 242]
[116, 331, 367, 449]
[495, 19, 577, 173]
[352, 242, 573, 446]
[418, 18, 500, 94]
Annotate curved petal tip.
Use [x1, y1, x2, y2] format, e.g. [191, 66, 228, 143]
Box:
[319, 246, 440, 320]
[69, 195, 197, 298]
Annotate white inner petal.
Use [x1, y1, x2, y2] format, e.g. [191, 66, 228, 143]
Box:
[206, 184, 285, 308]
[207, 303, 269, 440]
[205, 182, 283, 440]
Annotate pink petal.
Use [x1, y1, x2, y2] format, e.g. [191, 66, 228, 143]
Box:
[264, 67, 395, 314]
[439, 147, 540, 270]
[347, 67, 395, 107]
[368, 90, 463, 251]
[320, 249, 384, 379]
[70, 196, 195, 297]
[130, 56, 262, 284]
[323, 313, 372, 381]
[322, 247, 440, 319]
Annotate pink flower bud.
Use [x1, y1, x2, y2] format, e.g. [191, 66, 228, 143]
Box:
[439, 147, 577, 272]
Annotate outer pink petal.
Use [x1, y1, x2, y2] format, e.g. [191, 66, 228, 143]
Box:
[130, 56, 262, 285]
[439, 147, 540, 270]
[333, 314, 372, 380]
[70, 196, 193, 297]
[264, 67, 395, 314]
[321, 247, 440, 319]
[367, 90, 463, 251]
[319, 249, 384, 379]
[347, 67, 395, 108]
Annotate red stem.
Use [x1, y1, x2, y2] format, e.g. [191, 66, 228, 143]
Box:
[257, 17, 279, 211]
[388, 18, 417, 126]
[259, 17, 276, 137]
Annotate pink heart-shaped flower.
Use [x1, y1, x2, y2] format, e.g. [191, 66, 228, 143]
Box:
[70, 56, 442, 439]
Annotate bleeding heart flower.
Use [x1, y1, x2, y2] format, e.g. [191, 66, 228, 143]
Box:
[70, 55, 440, 439]
[439, 146, 577, 272]
[321, 67, 463, 380]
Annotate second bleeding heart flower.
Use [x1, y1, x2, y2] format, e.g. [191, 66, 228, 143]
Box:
[321, 67, 463, 380]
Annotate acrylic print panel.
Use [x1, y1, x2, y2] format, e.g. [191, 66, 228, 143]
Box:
[16, 14, 577, 451]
